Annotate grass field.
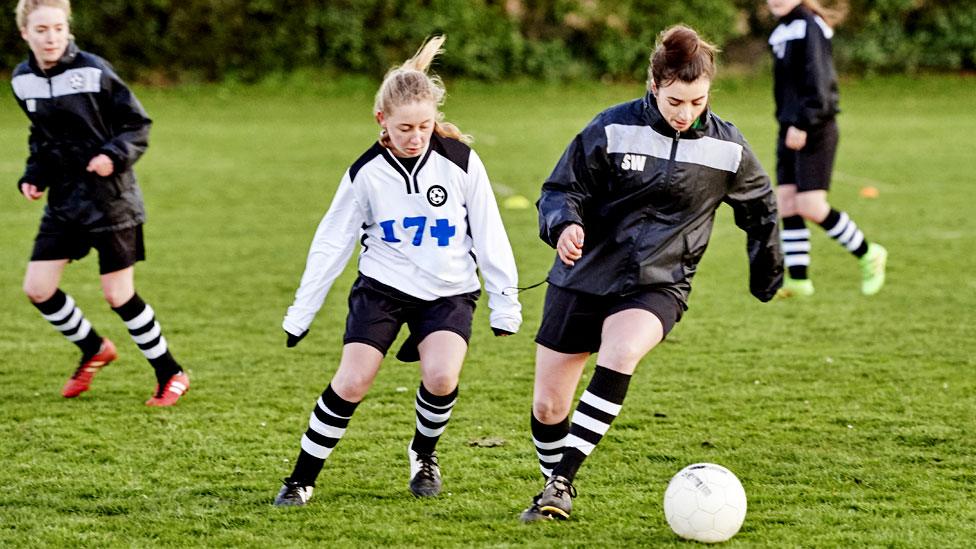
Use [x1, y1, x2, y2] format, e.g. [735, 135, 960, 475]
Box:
[1, 73, 974, 547]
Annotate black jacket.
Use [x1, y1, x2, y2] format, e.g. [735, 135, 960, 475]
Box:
[11, 42, 151, 232]
[537, 94, 783, 305]
[769, 4, 840, 130]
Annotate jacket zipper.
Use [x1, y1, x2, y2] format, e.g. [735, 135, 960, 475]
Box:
[665, 131, 680, 187]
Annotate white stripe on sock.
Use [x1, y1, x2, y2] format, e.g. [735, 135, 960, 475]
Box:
[124, 305, 155, 331]
[781, 228, 811, 240]
[532, 436, 567, 451]
[538, 453, 562, 465]
[316, 397, 353, 420]
[565, 433, 595, 456]
[571, 412, 612, 436]
[57, 308, 83, 333]
[308, 411, 347, 439]
[42, 295, 76, 322]
[416, 391, 457, 411]
[783, 241, 811, 253]
[415, 421, 447, 438]
[416, 405, 452, 423]
[300, 435, 335, 460]
[826, 212, 850, 237]
[141, 336, 167, 360]
[785, 254, 810, 267]
[131, 322, 161, 344]
[846, 231, 865, 252]
[579, 391, 622, 416]
[838, 222, 858, 246]
[65, 319, 92, 342]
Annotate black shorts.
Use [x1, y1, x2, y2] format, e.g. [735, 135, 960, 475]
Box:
[535, 284, 683, 355]
[776, 118, 839, 191]
[30, 224, 145, 275]
[343, 274, 480, 361]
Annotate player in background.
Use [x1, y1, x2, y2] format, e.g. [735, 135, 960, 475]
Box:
[519, 25, 783, 522]
[275, 36, 522, 506]
[767, 0, 887, 297]
[12, 0, 188, 406]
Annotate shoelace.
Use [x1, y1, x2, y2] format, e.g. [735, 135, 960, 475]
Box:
[416, 453, 439, 480]
[549, 477, 578, 499]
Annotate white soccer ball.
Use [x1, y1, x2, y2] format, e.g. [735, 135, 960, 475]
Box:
[663, 463, 747, 543]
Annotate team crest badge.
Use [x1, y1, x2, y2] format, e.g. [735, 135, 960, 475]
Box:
[427, 185, 448, 207]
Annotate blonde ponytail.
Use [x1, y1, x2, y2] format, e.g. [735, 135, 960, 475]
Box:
[374, 35, 471, 145]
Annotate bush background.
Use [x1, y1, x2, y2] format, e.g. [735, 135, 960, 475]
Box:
[3, 0, 975, 82]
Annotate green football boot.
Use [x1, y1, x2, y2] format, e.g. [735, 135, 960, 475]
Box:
[775, 276, 815, 299]
[859, 243, 888, 295]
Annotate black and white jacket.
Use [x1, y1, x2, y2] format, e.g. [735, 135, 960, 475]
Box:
[283, 133, 522, 336]
[11, 41, 151, 232]
[537, 94, 783, 305]
[769, 4, 840, 130]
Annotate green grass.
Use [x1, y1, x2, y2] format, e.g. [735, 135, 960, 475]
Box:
[1, 73, 975, 547]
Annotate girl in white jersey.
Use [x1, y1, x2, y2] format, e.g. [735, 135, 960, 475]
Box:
[274, 36, 522, 506]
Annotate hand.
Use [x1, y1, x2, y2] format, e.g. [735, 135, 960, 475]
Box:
[20, 182, 44, 201]
[491, 327, 514, 337]
[285, 329, 308, 348]
[86, 154, 114, 177]
[785, 126, 807, 151]
[556, 224, 585, 266]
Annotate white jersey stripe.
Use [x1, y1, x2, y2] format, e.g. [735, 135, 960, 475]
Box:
[606, 124, 743, 173]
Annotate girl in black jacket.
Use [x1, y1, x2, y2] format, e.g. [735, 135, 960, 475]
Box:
[13, 0, 188, 406]
[767, 0, 888, 297]
[519, 25, 782, 522]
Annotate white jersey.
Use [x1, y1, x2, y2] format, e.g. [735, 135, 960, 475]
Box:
[283, 134, 522, 336]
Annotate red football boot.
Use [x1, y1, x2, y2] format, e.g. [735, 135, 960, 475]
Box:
[62, 338, 118, 398]
[145, 372, 190, 407]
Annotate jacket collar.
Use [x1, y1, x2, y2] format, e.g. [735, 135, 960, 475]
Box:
[28, 40, 79, 76]
[642, 90, 710, 139]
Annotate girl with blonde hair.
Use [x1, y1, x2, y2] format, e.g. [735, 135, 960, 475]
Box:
[275, 36, 522, 506]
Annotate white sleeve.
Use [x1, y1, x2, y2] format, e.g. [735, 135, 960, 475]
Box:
[463, 151, 522, 333]
[282, 172, 363, 336]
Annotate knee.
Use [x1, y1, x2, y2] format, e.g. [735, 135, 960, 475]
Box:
[23, 282, 55, 304]
[102, 287, 133, 308]
[533, 399, 570, 424]
[422, 371, 459, 396]
[599, 340, 645, 370]
[331, 375, 370, 403]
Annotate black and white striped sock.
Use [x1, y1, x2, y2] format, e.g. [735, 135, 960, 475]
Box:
[111, 294, 181, 386]
[32, 289, 103, 358]
[820, 209, 869, 258]
[531, 412, 569, 479]
[552, 366, 631, 482]
[290, 384, 359, 486]
[410, 383, 458, 454]
[782, 215, 811, 279]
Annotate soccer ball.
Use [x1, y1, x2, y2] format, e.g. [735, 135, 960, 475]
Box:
[663, 463, 747, 543]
